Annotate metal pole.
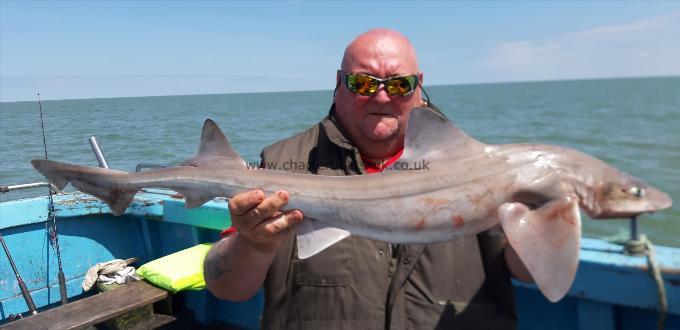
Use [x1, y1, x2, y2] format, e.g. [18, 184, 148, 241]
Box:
[630, 216, 639, 241]
[0, 182, 62, 194]
[88, 136, 110, 169]
[624, 215, 645, 255]
[0, 233, 38, 315]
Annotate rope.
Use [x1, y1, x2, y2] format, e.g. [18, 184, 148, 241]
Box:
[640, 234, 667, 330]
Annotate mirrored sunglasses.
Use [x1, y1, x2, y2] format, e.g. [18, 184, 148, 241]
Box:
[343, 72, 419, 96]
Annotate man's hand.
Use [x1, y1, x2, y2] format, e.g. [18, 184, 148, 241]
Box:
[204, 189, 303, 301]
[228, 189, 304, 252]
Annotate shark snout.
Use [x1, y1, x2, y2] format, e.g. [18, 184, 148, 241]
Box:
[649, 189, 673, 211]
[587, 181, 674, 219]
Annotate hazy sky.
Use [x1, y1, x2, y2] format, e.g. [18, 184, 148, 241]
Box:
[1, 1, 679, 102]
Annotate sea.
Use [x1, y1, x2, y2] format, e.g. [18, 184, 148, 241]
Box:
[1, 76, 678, 247]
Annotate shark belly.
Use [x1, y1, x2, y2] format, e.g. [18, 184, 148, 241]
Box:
[286, 183, 503, 244]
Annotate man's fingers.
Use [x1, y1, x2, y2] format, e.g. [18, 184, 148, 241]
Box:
[244, 190, 290, 226]
[229, 190, 294, 233]
[229, 190, 265, 216]
[251, 210, 304, 238]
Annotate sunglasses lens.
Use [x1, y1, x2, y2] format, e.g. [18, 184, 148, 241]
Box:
[347, 74, 378, 95]
[345, 73, 417, 96]
[385, 76, 417, 96]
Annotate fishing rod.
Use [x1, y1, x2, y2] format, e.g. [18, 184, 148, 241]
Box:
[37, 92, 68, 306]
[0, 233, 38, 316]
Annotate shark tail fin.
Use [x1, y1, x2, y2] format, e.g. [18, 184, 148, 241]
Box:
[181, 119, 247, 170]
[499, 196, 581, 303]
[31, 159, 136, 216]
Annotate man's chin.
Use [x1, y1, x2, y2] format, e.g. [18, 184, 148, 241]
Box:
[358, 114, 401, 140]
[363, 125, 400, 141]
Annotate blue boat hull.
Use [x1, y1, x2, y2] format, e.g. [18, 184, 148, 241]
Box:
[1, 190, 678, 329]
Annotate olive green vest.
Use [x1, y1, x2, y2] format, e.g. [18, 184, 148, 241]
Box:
[260, 105, 517, 330]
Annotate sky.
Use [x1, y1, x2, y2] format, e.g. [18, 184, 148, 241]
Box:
[1, 1, 679, 102]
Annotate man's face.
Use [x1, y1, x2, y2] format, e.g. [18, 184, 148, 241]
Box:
[334, 36, 423, 151]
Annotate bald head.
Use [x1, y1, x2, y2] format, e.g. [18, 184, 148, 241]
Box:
[333, 29, 425, 160]
[341, 29, 419, 75]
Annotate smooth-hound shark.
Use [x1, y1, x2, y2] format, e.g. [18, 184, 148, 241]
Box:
[32, 107, 672, 302]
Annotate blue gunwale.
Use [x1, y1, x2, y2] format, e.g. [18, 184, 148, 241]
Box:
[1, 190, 678, 329]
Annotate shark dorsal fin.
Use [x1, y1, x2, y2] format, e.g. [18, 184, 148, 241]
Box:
[198, 119, 241, 158]
[394, 107, 486, 169]
[181, 119, 246, 169]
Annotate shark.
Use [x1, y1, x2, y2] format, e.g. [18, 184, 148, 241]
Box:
[31, 107, 672, 302]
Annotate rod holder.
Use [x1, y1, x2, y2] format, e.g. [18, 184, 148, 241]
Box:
[88, 136, 110, 169]
[630, 216, 639, 241]
[624, 216, 646, 256]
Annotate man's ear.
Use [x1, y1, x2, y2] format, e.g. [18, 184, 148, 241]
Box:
[418, 72, 424, 85]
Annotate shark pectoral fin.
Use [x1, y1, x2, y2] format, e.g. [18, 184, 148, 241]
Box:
[295, 219, 351, 259]
[499, 196, 581, 302]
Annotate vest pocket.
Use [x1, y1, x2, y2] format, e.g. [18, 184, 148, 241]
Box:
[294, 236, 353, 286]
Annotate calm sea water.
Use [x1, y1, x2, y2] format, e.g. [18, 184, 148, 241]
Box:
[1, 77, 678, 247]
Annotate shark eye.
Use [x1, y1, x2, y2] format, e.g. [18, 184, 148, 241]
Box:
[628, 186, 644, 198]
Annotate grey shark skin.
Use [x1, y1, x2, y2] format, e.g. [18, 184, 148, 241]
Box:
[31, 108, 672, 303]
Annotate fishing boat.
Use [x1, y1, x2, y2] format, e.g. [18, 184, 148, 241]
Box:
[1, 177, 678, 329]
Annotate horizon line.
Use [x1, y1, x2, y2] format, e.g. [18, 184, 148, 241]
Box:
[1, 74, 678, 104]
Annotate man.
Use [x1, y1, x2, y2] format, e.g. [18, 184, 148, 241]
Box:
[205, 29, 531, 329]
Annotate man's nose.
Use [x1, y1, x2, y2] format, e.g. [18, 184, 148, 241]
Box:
[371, 84, 391, 104]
